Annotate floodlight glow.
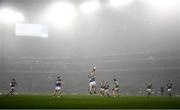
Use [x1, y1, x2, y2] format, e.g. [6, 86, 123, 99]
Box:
[145, 0, 180, 10]
[109, 0, 133, 8]
[80, 1, 100, 13]
[46, 2, 77, 27]
[0, 8, 24, 23]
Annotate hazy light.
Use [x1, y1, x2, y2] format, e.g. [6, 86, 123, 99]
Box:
[145, 0, 180, 10]
[80, 1, 100, 13]
[46, 2, 77, 27]
[0, 8, 24, 23]
[109, 0, 133, 8]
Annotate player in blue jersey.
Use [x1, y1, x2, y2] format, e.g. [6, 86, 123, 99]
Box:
[53, 76, 62, 97]
[7, 78, 17, 96]
[88, 67, 97, 95]
[167, 80, 173, 97]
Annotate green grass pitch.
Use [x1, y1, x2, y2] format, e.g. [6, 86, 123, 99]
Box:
[0, 95, 180, 109]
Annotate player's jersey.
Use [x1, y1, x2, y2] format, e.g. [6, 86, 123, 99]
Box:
[114, 81, 119, 88]
[104, 84, 109, 90]
[56, 79, 61, 87]
[10, 81, 16, 87]
[167, 83, 172, 89]
[100, 83, 106, 89]
[89, 74, 95, 82]
[147, 83, 152, 89]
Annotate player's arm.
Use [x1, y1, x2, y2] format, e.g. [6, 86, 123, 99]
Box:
[88, 70, 93, 77]
[61, 81, 64, 85]
[88, 70, 91, 75]
[93, 71, 95, 75]
[9, 82, 12, 86]
[171, 83, 173, 88]
[92, 70, 95, 76]
[88, 73, 90, 78]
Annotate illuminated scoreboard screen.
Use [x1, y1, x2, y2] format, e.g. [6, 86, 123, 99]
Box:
[15, 23, 48, 38]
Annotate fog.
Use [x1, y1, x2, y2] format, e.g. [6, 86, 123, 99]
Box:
[0, 0, 180, 95]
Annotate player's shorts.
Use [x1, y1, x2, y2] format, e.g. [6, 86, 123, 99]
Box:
[147, 89, 152, 92]
[55, 86, 61, 91]
[114, 88, 119, 92]
[105, 89, 109, 93]
[11, 87, 15, 90]
[100, 88, 105, 92]
[168, 89, 172, 92]
[90, 81, 96, 87]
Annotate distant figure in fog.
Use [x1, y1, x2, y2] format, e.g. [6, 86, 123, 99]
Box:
[167, 80, 173, 97]
[88, 67, 97, 95]
[99, 80, 105, 96]
[112, 78, 120, 97]
[7, 78, 17, 96]
[104, 81, 110, 96]
[160, 86, 164, 96]
[53, 76, 62, 97]
[146, 80, 153, 97]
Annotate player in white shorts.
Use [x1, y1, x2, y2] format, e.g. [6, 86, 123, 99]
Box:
[112, 79, 120, 97]
[99, 80, 105, 96]
[88, 67, 97, 95]
[7, 78, 17, 96]
[53, 76, 62, 97]
[167, 80, 173, 97]
[146, 80, 153, 97]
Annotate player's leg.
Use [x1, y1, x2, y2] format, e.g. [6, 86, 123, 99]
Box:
[114, 88, 119, 97]
[7, 87, 15, 96]
[148, 91, 150, 97]
[107, 90, 110, 96]
[112, 88, 115, 96]
[58, 88, 62, 97]
[7, 89, 13, 96]
[100, 88, 105, 96]
[146, 89, 150, 97]
[54, 89, 58, 96]
[99, 88, 103, 96]
[148, 89, 151, 97]
[169, 92, 171, 97]
[93, 82, 97, 94]
[93, 86, 97, 94]
[59, 90, 62, 96]
[89, 82, 93, 95]
[55, 87, 61, 97]
[10, 88, 15, 95]
[53, 90, 56, 96]
[168, 90, 170, 97]
[117, 88, 120, 98]
[91, 85, 95, 94]
[105, 89, 110, 96]
[57, 90, 60, 97]
[168, 89, 172, 97]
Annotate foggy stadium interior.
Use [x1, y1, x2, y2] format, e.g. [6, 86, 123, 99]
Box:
[0, 0, 180, 95]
